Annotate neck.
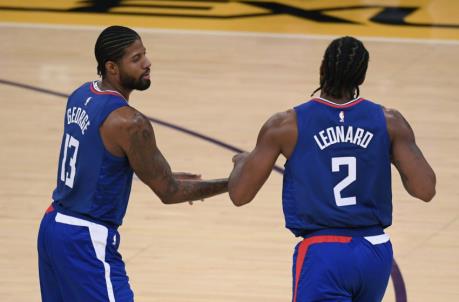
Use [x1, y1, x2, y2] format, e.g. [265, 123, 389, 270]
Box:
[99, 78, 131, 101]
[320, 91, 354, 104]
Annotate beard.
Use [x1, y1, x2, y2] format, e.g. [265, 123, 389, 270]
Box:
[120, 71, 151, 91]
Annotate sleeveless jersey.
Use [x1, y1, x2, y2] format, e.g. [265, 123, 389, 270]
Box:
[282, 98, 392, 237]
[52, 81, 133, 227]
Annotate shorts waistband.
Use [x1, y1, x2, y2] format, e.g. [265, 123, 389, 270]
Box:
[51, 202, 119, 229]
[301, 226, 385, 238]
[364, 233, 390, 245]
[45, 204, 55, 214]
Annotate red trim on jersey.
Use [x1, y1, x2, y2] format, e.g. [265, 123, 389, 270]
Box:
[90, 82, 123, 97]
[292, 235, 352, 302]
[312, 98, 364, 108]
[45, 204, 54, 214]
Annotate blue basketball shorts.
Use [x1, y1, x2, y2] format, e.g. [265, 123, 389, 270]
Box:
[37, 205, 134, 302]
[292, 233, 393, 302]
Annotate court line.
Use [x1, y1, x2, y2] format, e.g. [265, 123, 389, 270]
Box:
[0, 78, 407, 302]
[1, 21, 458, 46]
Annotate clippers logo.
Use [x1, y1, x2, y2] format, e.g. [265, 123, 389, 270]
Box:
[339, 111, 345, 123]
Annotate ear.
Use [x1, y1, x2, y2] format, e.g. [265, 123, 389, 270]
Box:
[105, 61, 119, 76]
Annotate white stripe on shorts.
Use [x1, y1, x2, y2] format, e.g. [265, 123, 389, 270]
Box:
[55, 213, 115, 302]
[364, 233, 390, 245]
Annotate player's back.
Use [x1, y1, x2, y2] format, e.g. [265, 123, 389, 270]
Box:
[283, 97, 392, 237]
[51, 81, 133, 227]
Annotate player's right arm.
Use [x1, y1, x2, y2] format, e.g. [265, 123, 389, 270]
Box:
[101, 106, 228, 204]
[385, 108, 436, 202]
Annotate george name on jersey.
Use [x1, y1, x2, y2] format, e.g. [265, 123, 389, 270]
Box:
[67, 107, 90, 135]
[314, 126, 373, 150]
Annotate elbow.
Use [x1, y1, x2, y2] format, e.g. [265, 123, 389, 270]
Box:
[406, 171, 436, 202]
[154, 190, 176, 205]
[418, 186, 436, 202]
[229, 190, 253, 207]
[149, 180, 180, 205]
[411, 181, 436, 202]
[420, 172, 437, 202]
[228, 176, 256, 207]
[159, 196, 172, 204]
[158, 194, 171, 204]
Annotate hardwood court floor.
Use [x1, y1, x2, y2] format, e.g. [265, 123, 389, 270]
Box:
[0, 25, 458, 302]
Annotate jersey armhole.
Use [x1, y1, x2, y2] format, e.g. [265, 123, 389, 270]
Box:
[98, 96, 129, 126]
[97, 97, 130, 160]
[285, 106, 304, 167]
[377, 104, 392, 154]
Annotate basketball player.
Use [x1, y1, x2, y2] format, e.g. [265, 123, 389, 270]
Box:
[37, 26, 228, 302]
[228, 36, 436, 301]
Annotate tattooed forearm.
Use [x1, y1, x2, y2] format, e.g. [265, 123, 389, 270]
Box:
[125, 112, 178, 197]
[162, 179, 228, 204]
[124, 111, 228, 204]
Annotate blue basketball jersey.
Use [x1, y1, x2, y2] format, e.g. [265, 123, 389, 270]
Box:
[52, 81, 133, 227]
[282, 98, 392, 237]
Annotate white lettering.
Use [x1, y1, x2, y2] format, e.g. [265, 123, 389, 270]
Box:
[314, 135, 326, 150]
[361, 132, 374, 148]
[353, 128, 364, 145]
[67, 108, 72, 124]
[326, 127, 337, 144]
[335, 126, 345, 142]
[319, 130, 330, 148]
[66, 106, 90, 135]
[313, 126, 374, 150]
[71, 107, 77, 123]
[345, 126, 354, 143]
[75, 108, 82, 124]
[81, 116, 90, 135]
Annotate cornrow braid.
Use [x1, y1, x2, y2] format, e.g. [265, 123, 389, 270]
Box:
[311, 36, 369, 99]
[95, 26, 141, 77]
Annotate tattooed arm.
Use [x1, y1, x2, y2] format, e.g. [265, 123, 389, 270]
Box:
[100, 107, 228, 204]
[384, 108, 436, 202]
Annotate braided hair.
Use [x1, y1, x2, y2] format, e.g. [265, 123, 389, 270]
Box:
[95, 26, 140, 77]
[312, 36, 369, 99]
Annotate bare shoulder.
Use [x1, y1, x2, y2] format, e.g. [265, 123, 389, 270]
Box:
[258, 109, 297, 157]
[103, 106, 152, 135]
[103, 106, 150, 131]
[382, 106, 413, 140]
[101, 106, 156, 156]
[263, 109, 297, 133]
[383, 107, 403, 123]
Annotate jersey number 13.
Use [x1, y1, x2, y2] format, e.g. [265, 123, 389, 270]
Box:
[60, 134, 80, 189]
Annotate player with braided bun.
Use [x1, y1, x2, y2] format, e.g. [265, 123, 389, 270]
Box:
[311, 36, 369, 100]
[38, 25, 228, 302]
[229, 36, 435, 301]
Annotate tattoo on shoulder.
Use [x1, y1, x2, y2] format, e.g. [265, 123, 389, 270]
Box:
[126, 112, 155, 150]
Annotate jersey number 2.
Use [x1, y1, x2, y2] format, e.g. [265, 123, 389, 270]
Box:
[332, 157, 356, 206]
[60, 134, 80, 188]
